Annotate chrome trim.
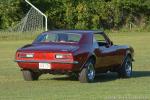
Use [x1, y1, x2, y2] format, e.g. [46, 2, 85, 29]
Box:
[15, 60, 78, 64]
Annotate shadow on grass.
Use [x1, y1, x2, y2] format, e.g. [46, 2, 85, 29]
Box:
[132, 71, 150, 78]
[49, 73, 119, 83]
[94, 71, 150, 82]
[50, 76, 78, 81]
[94, 73, 118, 83]
[41, 71, 150, 82]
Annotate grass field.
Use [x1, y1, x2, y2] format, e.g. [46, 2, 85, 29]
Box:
[0, 32, 150, 100]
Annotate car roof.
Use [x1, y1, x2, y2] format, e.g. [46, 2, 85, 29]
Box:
[42, 30, 104, 34]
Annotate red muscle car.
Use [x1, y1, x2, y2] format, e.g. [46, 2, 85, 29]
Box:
[15, 30, 134, 83]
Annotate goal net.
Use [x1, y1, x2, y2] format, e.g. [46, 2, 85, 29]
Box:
[8, 7, 45, 34]
[9, 7, 44, 32]
[0, 2, 46, 40]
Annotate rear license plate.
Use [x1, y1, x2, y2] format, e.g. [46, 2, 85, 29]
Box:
[39, 63, 51, 69]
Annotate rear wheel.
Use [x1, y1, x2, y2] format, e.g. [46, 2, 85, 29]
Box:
[79, 59, 95, 83]
[22, 70, 40, 81]
[118, 56, 132, 78]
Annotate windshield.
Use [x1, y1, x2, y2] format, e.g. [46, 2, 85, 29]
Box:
[34, 32, 81, 43]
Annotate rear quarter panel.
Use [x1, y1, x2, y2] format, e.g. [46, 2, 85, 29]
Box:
[73, 33, 93, 70]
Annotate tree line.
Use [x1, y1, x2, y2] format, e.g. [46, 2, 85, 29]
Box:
[0, 0, 150, 31]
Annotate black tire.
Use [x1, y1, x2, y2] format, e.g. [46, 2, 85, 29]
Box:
[22, 70, 40, 81]
[118, 56, 132, 78]
[79, 59, 95, 83]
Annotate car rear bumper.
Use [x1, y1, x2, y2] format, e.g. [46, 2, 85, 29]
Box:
[15, 60, 79, 71]
[15, 60, 78, 64]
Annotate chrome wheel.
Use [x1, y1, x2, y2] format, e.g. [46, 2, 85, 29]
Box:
[118, 56, 133, 78]
[87, 63, 95, 81]
[125, 58, 132, 77]
[79, 59, 95, 83]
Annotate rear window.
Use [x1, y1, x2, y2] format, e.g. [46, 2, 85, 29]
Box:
[34, 32, 81, 43]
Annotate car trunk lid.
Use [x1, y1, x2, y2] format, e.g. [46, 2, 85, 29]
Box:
[20, 43, 79, 52]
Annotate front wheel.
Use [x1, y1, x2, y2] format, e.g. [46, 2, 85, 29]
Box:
[118, 56, 132, 78]
[79, 59, 95, 83]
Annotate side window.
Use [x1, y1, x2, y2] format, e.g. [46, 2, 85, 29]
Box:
[93, 37, 99, 48]
[94, 33, 108, 47]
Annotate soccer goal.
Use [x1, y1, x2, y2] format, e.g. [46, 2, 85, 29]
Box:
[0, 0, 47, 40]
[24, 0, 47, 32]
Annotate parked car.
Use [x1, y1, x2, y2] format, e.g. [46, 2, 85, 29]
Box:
[15, 30, 134, 83]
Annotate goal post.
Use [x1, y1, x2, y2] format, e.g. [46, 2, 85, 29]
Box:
[25, 0, 48, 31]
[0, 0, 48, 40]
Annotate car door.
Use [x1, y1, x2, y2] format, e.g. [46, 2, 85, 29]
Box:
[93, 33, 118, 68]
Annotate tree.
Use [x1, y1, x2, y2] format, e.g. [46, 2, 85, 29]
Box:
[0, 0, 150, 31]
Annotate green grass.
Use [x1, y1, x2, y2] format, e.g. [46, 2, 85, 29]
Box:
[0, 31, 42, 41]
[0, 32, 150, 100]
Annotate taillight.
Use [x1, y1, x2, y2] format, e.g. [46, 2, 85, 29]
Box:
[18, 53, 34, 58]
[55, 54, 72, 59]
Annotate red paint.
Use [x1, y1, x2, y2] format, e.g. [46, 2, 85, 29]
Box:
[15, 30, 134, 74]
